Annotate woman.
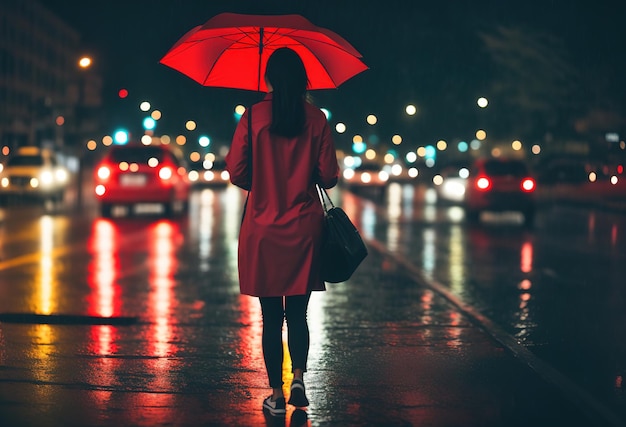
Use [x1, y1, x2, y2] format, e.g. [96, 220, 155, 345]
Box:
[225, 47, 339, 416]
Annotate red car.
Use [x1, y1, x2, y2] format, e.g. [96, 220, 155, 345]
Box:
[464, 157, 536, 226]
[93, 143, 190, 217]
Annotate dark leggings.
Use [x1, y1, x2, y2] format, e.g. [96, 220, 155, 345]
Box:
[259, 293, 311, 388]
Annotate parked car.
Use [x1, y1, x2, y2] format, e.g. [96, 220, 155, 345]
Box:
[188, 158, 230, 188]
[93, 143, 190, 217]
[464, 157, 536, 226]
[0, 146, 70, 205]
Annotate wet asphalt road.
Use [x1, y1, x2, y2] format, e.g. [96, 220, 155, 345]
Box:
[0, 183, 625, 426]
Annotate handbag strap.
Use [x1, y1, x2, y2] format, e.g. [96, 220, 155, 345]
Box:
[316, 184, 335, 213]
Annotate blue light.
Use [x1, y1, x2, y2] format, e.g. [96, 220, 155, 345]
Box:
[352, 141, 366, 154]
[320, 108, 331, 120]
[143, 117, 156, 130]
[424, 145, 436, 159]
[114, 129, 129, 144]
[457, 141, 468, 152]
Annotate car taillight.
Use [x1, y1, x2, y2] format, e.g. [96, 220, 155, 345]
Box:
[521, 178, 536, 192]
[476, 176, 491, 191]
[97, 166, 111, 180]
[159, 166, 173, 180]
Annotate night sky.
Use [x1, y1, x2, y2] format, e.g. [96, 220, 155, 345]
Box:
[40, 0, 626, 153]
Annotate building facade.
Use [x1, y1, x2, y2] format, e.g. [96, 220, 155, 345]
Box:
[0, 0, 102, 153]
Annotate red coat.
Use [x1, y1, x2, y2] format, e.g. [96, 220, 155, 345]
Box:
[225, 94, 339, 297]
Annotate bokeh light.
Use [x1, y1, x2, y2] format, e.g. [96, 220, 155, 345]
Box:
[198, 136, 210, 147]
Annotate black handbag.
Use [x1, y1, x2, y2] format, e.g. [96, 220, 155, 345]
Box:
[317, 185, 368, 283]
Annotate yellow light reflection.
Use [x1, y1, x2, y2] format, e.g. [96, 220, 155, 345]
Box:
[448, 225, 465, 296]
[38, 216, 54, 314]
[30, 323, 55, 397]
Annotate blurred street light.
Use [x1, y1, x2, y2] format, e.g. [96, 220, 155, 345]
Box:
[405, 104, 417, 115]
[78, 56, 92, 68]
[477, 97, 489, 108]
[199, 136, 210, 147]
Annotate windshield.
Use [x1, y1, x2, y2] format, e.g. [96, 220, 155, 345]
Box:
[483, 161, 528, 176]
[7, 155, 44, 167]
[109, 146, 169, 163]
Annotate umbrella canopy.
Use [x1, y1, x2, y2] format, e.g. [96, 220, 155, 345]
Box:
[160, 13, 368, 92]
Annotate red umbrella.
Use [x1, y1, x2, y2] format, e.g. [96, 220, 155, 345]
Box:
[159, 13, 368, 92]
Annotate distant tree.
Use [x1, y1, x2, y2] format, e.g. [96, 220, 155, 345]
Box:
[478, 26, 583, 143]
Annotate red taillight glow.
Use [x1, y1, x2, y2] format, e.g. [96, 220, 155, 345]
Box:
[476, 177, 491, 191]
[521, 178, 536, 192]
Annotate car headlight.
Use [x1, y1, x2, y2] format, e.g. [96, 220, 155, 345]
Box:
[40, 170, 54, 186]
[55, 168, 69, 183]
[1, 177, 8, 188]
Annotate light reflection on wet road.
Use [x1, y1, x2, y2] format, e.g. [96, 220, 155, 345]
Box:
[0, 182, 625, 424]
[359, 182, 626, 421]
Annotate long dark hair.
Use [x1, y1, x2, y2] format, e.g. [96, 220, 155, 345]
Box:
[265, 48, 309, 138]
